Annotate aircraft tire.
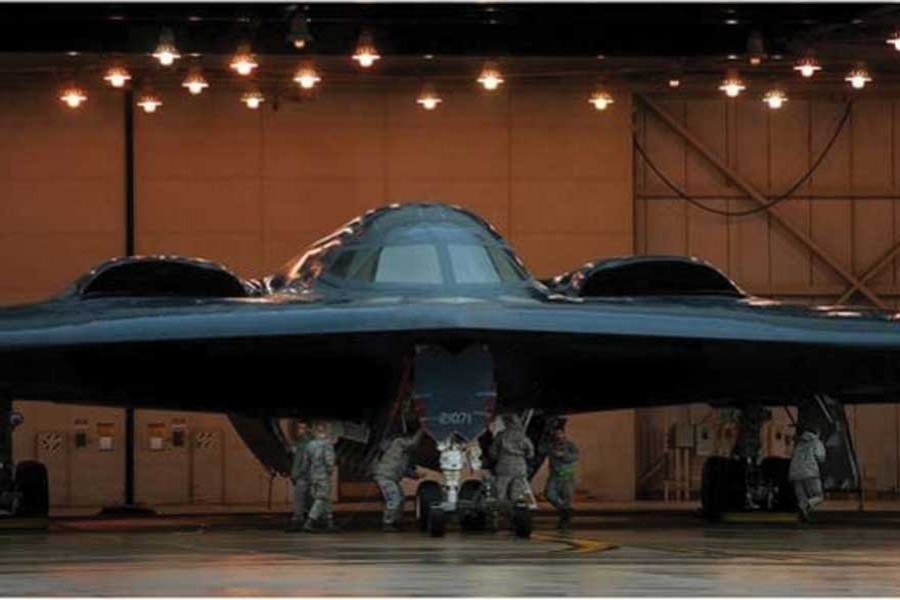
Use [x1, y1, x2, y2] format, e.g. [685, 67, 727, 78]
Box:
[512, 505, 532, 539]
[702, 456, 744, 520]
[458, 480, 488, 532]
[14, 461, 49, 518]
[428, 506, 447, 538]
[416, 480, 442, 532]
[761, 456, 797, 512]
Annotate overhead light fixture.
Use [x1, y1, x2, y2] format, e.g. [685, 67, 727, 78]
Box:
[137, 92, 162, 114]
[230, 43, 259, 76]
[747, 31, 766, 65]
[352, 31, 380, 68]
[794, 55, 822, 78]
[182, 68, 209, 95]
[293, 62, 321, 89]
[241, 90, 265, 109]
[845, 64, 872, 89]
[287, 14, 313, 49]
[668, 78, 681, 89]
[588, 89, 614, 111]
[152, 28, 180, 67]
[416, 84, 443, 110]
[888, 30, 900, 51]
[718, 70, 746, 98]
[763, 88, 787, 109]
[103, 66, 131, 88]
[59, 84, 87, 108]
[477, 61, 504, 91]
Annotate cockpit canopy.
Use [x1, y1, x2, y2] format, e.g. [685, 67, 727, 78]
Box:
[269, 204, 531, 292]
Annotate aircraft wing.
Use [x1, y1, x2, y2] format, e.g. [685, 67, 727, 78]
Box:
[1, 288, 900, 418]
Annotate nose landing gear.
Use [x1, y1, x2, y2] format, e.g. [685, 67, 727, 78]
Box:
[415, 438, 533, 539]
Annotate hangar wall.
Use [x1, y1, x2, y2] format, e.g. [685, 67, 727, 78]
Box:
[634, 96, 900, 498]
[2, 83, 636, 508]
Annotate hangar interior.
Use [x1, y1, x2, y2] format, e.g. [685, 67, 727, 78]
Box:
[3, 3, 900, 511]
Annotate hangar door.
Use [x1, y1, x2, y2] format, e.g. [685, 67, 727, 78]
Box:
[633, 95, 900, 497]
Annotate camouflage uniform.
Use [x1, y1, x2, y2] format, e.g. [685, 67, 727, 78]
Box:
[542, 436, 579, 527]
[489, 416, 534, 504]
[303, 434, 336, 531]
[290, 432, 315, 525]
[789, 430, 827, 520]
[374, 429, 423, 528]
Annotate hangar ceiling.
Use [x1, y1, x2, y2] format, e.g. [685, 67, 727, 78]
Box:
[0, 3, 899, 93]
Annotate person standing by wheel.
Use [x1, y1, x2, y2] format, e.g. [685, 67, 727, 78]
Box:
[286, 420, 314, 533]
[303, 422, 337, 533]
[542, 425, 579, 530]
[374, 428, 424, 532]
[489, 414, 534, 509]
[789, 426, 827, 522]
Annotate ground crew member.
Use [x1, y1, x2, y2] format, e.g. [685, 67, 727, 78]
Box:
[303, 422, 337, 532]
[542, 426, 579, 530]
[489, 414, 534, 507]
[374, 428, 424, 531]
[286, 420, 314, 532]
[789, 426, 827, 522]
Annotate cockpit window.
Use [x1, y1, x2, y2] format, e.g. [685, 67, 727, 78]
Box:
[319, 243, 526, 286]
[375, 244, 443, 284]
[448, 244, 500, 284]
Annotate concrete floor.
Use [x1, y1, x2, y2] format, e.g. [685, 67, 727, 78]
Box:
[3, 510, 900, 596]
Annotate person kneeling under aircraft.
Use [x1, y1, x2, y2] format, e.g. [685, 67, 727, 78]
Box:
[374, 428, 424, 532]
[789, 426, 827, 523]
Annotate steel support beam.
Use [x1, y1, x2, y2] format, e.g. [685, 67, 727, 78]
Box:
[837, 238, 900, 305]
[638, 93, 887, 309]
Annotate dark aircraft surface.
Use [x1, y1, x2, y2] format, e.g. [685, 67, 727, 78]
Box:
[0, 203, 896, 522]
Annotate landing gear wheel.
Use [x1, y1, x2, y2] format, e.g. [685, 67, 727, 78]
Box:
[761, 456, 796, 512]
[428, 506, 447, 538]
[14, 461, 49, 518]
[701, 456, 745, 521]
[459, 480, 488, 532]
[511, 505, 532, 539]
[416, 480, 442, 532]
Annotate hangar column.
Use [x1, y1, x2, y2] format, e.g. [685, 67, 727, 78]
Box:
[0, 393, 11, 472]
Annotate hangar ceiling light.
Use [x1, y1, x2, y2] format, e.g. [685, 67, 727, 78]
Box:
[794, 55, 822, 78]
[763, 87, 787, 109]
[477, 61, 504, 90]
[103, 65, 131, 89]
[718, 70, 746, 98]
[137, 92, 162, 113]
[241, 90, 265, 109]
[182, 68, 209, 95]
[352, 31, 380, 68]
[888, 30, 900, 51]
[845, 64, 872, 89]
[230, 43, 259, 76]
[416, 84, 442, 110]
[151, 28, 180, 67]
[287, 14, 313, 50]
[293, 61, 321, 89]
[588, 89, 614, 111]
[59, 84, 87, 108]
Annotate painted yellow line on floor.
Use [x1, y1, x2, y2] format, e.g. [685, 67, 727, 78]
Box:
[720, 512, 798, 524]
[532, 532, 618, 554]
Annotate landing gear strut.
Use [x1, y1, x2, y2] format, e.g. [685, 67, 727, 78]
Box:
[0, 395, 49, 518]
[415, 435, 533, 539]
[701, 404, 794, 520]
